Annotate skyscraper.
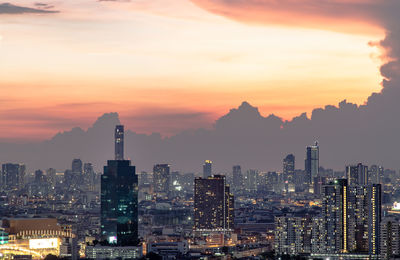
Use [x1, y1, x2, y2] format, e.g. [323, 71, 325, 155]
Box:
[244, 169, 258, 193]
[368, 165, 384, 185]
[101, 125, 138, 246]
[305, 141, 319, 184]
[115, 125, 124, 160]
[346, 163, 368, 185]
[153, 164, 170, 195]
[194, 175, 234, 232]
[71, 159, 83, 174]
[203, 160, 212, 178]
[283, 154, 295, 183]
[368, 184, 382, 256]
[232, 165, 243, 192]
[319, 179, 382, 255]
[1, 163, 25, 191]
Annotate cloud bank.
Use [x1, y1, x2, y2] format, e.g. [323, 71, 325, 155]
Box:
[0, 2, 58, 14]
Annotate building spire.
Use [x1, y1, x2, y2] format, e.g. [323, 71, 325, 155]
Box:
[115, 125, 124, 160]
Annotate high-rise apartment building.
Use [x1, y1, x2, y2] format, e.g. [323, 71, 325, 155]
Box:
[368, 165, 384, 185]
[274, 215, 312, 255]
[318, 179, 382, 255]
[101, 125, 138, 246]
[194, 175, 234, 232]
[346, 163, 369, 185]
[153, 164, 170, 195]
[305, 142, 319, 184]
[380, 217, 400, 259]
[1, 163, 25, 191]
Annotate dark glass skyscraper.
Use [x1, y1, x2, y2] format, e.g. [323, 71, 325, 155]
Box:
[283, 154, 295, 183]
[101, 125, 138, 246]
[305, 141, 319, 184]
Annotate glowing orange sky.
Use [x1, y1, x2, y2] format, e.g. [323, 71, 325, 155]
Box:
[0, 0, 385, 141]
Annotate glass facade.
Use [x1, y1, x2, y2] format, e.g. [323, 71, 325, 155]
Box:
[101, 160, 138, 246]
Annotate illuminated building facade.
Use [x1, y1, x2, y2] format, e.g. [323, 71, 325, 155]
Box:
[194, 175, 234, 232]
[274, 215, 312, 255]
[101, 125, 139, 246]
[0, 218, 74, 258]
[318, 180, 382, 255]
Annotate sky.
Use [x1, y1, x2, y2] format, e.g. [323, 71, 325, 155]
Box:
[0, 0, 388, 141]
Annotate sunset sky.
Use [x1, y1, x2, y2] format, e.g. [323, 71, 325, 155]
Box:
[0, 0, 388, 141]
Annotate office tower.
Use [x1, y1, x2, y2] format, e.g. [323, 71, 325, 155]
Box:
[72, 159, 83, 174]
[101, 125, 138, 246]
[346, 163, 369, 185]
[153, 164, 170, 195]
[34, 170, 45, 183]
[115, 125, 124, 160]
[46, 168, 57, 188]
[305, 141, 319, 184]
[84, 163, 95, 191]
[194, 175, 234, 232]
[203, 160, 212, 178]
[274, 215, 312, 255]
[139, 171, 150, 186]
[244, 169, 258, 193]
[368, 184, 382, 255]
[283, 154, 295, 183]
[232, 165, 243, 191]
[1, 163, 24, 191]
[368, 165, 384, 184]
[380, 217, 400, 259]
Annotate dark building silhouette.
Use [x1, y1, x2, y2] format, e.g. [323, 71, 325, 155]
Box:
[1, 163, 25, 191]
[101, 125, 138, 246]
[153, 164, 170, 195]
[283, 154, 295, 183]
[203, 160, 212, 178]
[305, 141, 319, 184]
[232, 165, 243, 192]
[194, 175, 234, 232]
[115, 125, 124, 160]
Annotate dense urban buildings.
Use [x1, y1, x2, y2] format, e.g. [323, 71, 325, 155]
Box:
[0, 126, 398, 259]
